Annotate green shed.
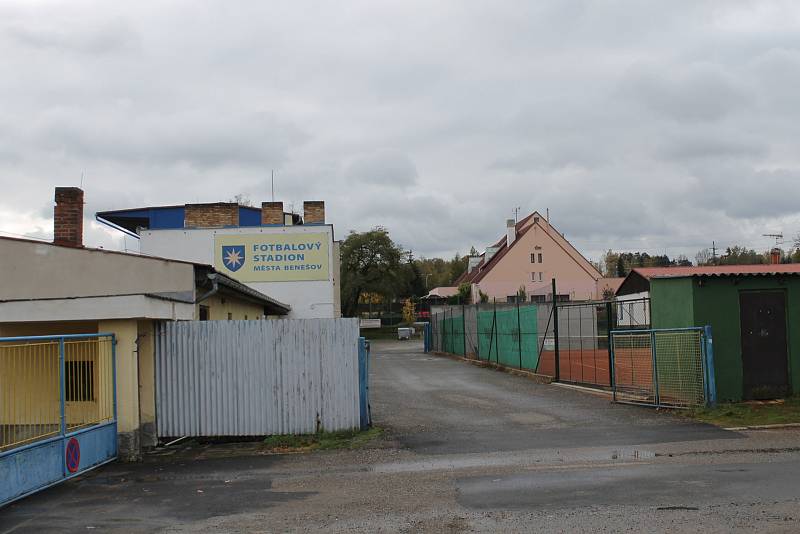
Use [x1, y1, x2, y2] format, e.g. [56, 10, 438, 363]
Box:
[617, 265, 800, 402]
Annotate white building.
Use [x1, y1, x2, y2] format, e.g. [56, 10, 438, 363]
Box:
[97, 201, 341, 319]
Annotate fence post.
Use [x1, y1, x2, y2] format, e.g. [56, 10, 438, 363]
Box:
[650, 330, 660, 406]
[358, 337, 370, 430]
[462, 305, 466, 356]
[517, 299, 522, 369]
[704, 325, 717, 408]
[58, 337, 66, 437]
[610, 333, 617, 402]
[58, 337, 67, 474]
[606, 301, 614, 389]
[475, 302, 479, 359]
[493, 298, 499, 364]
[552, 278, 560, 381]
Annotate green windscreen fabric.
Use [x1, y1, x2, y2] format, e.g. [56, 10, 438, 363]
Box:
[439, 315, 466, 355]
[477, 306, 538, 370]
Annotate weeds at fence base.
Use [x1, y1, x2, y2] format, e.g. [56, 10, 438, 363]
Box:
[261, 427, 384, 453]
[686, 397, 800, 428]
[431, 351, 553, 384]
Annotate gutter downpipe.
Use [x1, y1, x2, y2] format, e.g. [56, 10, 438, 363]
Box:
[94, 214, 140, 239]
[194, 274, 220, 304]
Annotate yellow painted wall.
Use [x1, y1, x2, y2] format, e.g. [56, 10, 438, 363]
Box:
[196, 293, 265, 321]
[98, 319, 139, 434]
[0, 321, 98, 337]
[137, 320, 156, 446]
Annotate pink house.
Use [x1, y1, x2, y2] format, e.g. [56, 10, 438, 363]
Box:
[453, 212, 614, 303]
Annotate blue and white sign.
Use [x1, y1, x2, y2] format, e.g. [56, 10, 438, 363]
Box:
[221, 245, 246, 272]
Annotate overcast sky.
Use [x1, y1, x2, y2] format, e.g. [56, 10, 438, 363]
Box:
[2, 1, 800, 263]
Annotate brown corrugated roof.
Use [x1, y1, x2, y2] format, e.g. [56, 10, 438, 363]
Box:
[633, 265, 800, 279]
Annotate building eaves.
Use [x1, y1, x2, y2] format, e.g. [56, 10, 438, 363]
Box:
[633, 265, 800, 279]
[207, 272, 291, 314]
[0, 235, 206, 268]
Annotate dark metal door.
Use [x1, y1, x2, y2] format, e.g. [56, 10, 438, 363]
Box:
[739, 291, 789, 399]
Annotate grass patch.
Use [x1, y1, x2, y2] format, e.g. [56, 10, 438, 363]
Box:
[262, 427, 383, 453]
[687, 396, 800, 428]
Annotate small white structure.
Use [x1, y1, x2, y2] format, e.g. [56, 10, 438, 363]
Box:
[397, 327, 414, 340]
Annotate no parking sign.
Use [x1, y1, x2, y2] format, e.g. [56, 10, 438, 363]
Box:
[65, 437, 81, 473]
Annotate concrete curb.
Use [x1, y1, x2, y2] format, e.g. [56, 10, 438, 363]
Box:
[551, 381, 613, 398]
[723, 423, 800, 431]
[430, 352, 553, 384]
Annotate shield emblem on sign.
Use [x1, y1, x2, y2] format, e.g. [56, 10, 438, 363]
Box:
[221, 245, 246, 272]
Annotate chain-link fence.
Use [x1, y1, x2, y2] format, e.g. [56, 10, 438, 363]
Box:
[430, 297, 654, 389]
[430, 302, 539, 370]
[611, 327, 711, 407]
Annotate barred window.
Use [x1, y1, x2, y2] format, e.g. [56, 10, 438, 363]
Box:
[65, 361, 94, 402]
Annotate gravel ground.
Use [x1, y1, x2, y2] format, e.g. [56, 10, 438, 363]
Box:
[3, 339, 800, 533]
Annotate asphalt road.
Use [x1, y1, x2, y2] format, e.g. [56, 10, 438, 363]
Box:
[3, 340, 800, 533]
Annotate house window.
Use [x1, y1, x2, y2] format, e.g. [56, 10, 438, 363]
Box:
[538, 252, 543, 263]
[530, 253, 536, 263]
[244, 314, 248, 320]
[227, 312, 233, 320]
[538, 272, 543, 282]
[531, 295, 547, 303]
[199, 306, 209, 321]
[507, 295, 517, 303]
[531, 272, 536, 282]
[65, 361, 94, 402]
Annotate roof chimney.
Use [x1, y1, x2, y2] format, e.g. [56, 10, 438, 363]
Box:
[54, 187, 84, 247]
[262, 201, 283, 225]
[303, 201, 325, 224]
[770, 248, 782, 265]
[506, 219, 516, 247]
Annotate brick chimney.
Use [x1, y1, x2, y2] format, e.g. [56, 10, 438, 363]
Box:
[261, 201, 284, 225]
[303, 201, 325, 224]
[54, 187, 84, 247]
[184, 203, 239, 228]
[770, 248, 782, 265]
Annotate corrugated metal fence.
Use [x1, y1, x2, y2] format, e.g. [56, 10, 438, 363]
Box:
[155, 318, 362, 437]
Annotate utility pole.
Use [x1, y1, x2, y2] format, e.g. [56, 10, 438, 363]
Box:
[712, 241, 717, 263]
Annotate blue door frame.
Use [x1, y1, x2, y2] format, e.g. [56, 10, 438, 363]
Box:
[0, 333, 118, 507]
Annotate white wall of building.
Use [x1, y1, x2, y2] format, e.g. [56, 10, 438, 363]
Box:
[616, 291, 650, 327]
[139, 226, 338, 319]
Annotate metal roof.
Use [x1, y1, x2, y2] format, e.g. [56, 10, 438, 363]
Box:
[632, 264, 800, 279]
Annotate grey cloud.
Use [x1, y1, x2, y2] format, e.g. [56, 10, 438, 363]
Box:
[5, 18, 139, 55]
[656, 132, 768, 161]
[26, 109, 307, 169]
[621, 62, 751, 122]
[687, 166, 800, 219]
[1, 1, 800, 263]
[344, 151, 418, 188]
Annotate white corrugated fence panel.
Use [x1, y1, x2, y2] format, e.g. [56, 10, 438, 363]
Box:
[155, 318, 360, 437]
